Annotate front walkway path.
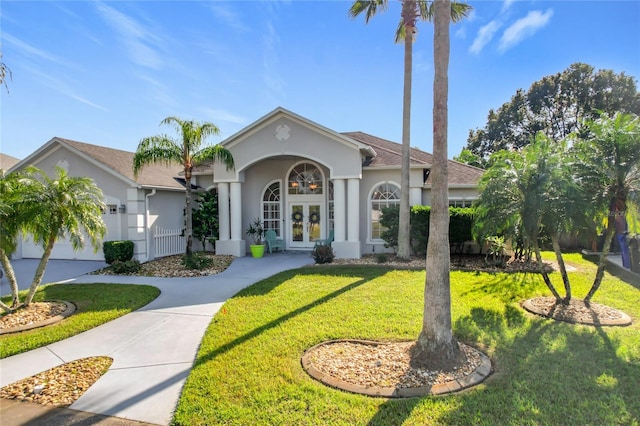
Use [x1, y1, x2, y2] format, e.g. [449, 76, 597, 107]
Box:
[0, 253, 314, 425]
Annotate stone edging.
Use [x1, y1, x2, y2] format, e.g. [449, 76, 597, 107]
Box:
[521, 298, 632, 327]
[301, 339, 492, 398]
[0, 300, 76, 335]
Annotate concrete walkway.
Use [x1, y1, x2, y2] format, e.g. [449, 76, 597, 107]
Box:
[0, 253, 314, 425]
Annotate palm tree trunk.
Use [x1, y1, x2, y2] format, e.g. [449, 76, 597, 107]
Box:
[411, 0, 462, 371]
[550, 233, 571, 303]
[185, 171, 194, 256]
[397, 0, 415, 260]
[532, 241, 563, 302]
[24, 236, 56, 306]
[584, 216, 617, 305]
[0, 247, 21, 310]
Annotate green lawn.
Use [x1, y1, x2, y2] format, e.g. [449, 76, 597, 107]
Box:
[174, 253, 639, 425]
[1, 284, 160, 358]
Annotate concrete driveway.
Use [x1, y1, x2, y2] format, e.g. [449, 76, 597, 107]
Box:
[0, 259, 108, 295]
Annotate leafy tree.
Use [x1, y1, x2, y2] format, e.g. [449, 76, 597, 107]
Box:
[411, 0, 464, 371]
[465, 63, 640, 163]
[452, 148, 484, 169]
[473, 134, 581, 303]
[571, 112, 640, 304]
[192, 190, 219, 249]
[0, 169, 34, 312]
[350, 0, 471, 260]
[133, 117, 234, 256]
[1, 167, 107, 310]
[0, 52, 11, 92]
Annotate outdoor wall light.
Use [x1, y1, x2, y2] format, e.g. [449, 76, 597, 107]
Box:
[119, 204, 127, 213]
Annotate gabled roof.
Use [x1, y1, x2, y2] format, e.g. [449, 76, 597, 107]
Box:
[0, 153, 20, 171]
[343, 131, 484, 186]
[12, 137, 184, 190]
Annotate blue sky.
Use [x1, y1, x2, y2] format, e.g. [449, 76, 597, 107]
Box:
[1, 1, 639, 161]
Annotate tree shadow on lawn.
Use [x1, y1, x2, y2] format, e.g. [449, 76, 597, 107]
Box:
[193, 267, 387, 368]
[455, 270, 544, 305]
[367, 305, 639, 425]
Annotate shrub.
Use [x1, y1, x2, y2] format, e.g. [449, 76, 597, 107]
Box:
[182, 252, 214, 270]
[376, 253, 388, 264]
[312, 244, 335, 264]
[103, 240, 134, 264]
[111, 259, 141, 274]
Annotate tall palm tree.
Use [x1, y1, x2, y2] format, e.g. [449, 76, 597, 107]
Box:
[19, 166, 107, 306]
[134, 117, 235, 256]
[349, 0, 471, 260]
[409, 0, 462, 370]
[572, 112, 640, 304]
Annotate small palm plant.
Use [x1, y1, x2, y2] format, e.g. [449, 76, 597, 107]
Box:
[245, 218, 264, 245]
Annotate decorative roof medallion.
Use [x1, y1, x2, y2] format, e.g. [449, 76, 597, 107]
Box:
[275, 124, 291, 141]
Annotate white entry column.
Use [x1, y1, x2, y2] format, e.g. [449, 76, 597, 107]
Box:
[215, 182, 246, 256]
[333, 179, 346, 243]
[332, 177, 361, 259]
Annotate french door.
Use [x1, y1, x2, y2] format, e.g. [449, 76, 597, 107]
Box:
[289, 203, 323, 248]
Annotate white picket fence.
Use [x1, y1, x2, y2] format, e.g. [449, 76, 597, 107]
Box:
[154, 226, 185, 258]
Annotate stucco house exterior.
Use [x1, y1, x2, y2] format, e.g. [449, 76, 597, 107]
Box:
[7, 107, 483, 261]
[198, 107, 484, 259]
[8, 138, 187, 261]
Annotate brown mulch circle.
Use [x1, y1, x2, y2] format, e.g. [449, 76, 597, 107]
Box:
[522, 297, 632, 326]
[0, 356, 113, 407]
[91, 253, 234, 277]
[302, 339, 492, 397]
[0, 301, 76, 335]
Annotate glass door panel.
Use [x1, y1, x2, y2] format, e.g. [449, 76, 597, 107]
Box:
[289, 203, 323, 247]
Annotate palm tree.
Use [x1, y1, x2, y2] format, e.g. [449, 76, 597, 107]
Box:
[572, 112, 640, 304]
[133, 117, 235, 256]
[349, 0, 471, 260]
[0, 52, 11, 92]
[0, 168, 35, 312]
[473, 134, 581, 303]
[409, 0, 463, 370]
[19, 166, 107, 306]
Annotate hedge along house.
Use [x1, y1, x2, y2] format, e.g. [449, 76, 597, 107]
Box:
[8, 137, 188, 262]
[195, 107, 484, 259]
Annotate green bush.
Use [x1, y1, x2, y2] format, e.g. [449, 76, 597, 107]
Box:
[312, 244, 335, 264]
[111, 259, 141, 274]
[182, 252, 214, 270]
[103, 240, 134, 264]
[380, 206, 475, 256]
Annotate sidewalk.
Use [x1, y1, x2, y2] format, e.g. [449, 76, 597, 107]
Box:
[0, 253, 314, 425]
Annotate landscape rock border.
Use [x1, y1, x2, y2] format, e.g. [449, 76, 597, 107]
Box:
[0, 300, 76, 335]
[301, 339, 492, 398]
[521, 297, 632, 327]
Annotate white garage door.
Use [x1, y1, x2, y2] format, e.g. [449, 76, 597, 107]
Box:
[21, 201, 122, 261]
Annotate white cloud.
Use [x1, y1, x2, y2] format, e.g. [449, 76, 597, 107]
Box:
[2, 33, 65, 65]
[499, 9, 553, 52]
[501, 0, 515, 14]
[202, 108, 247, 125]
[93, 2, 162, 69]
[206, 4, 249, 33]
[469, 20, 501, 55]
[22, 65, 108, 112]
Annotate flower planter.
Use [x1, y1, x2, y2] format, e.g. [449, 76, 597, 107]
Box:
[250, 244, 265, 258]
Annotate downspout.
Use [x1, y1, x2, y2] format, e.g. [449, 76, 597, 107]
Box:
[145, 189, 157, 262]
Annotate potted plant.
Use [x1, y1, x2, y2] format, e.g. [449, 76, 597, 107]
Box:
[246, 217, 265, 258]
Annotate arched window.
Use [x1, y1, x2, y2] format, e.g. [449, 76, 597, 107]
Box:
[262, 181, 281, 236]
[288, 163, 323, 195]
[370, 182, 400, 241]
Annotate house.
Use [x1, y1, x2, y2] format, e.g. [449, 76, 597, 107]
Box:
[1, 153, 20, 172]
[198, 107, 484, 259]
[8, 107, 483, 261]
[8, 138, 187, 261]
